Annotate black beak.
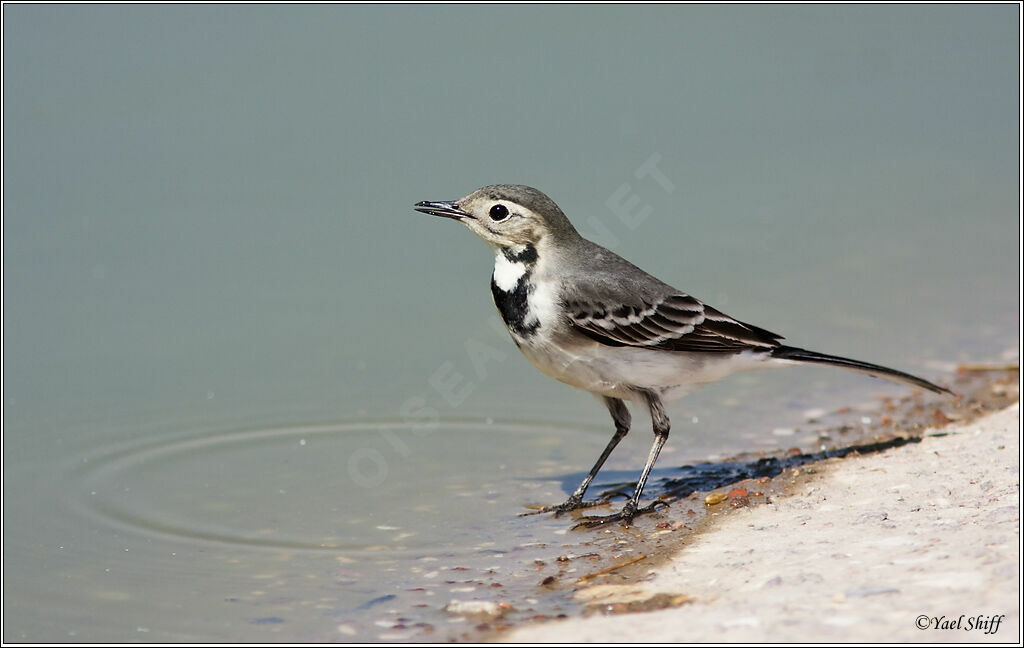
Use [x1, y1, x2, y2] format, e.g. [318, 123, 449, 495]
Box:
[414, 200, 471, 220]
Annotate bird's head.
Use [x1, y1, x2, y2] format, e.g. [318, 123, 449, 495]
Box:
[415, 184, 578, 250]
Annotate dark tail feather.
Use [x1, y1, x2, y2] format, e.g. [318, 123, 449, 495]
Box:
[771, 345, 953, 395]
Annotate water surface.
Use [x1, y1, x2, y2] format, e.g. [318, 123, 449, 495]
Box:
[4, 5, 1018, 642]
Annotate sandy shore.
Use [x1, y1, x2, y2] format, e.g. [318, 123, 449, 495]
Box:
[502, 402, 1020, 643]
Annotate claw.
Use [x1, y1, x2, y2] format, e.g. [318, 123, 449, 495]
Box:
[519, 494, 612, 517]
[571, 501, 666, 529]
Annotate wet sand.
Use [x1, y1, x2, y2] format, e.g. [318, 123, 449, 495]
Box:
[500, 401, 1020, 643]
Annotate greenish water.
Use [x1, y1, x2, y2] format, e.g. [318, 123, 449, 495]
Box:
[3, 5, 1019, 642]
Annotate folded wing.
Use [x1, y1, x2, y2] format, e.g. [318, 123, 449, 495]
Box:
[565, 293, 784, 353]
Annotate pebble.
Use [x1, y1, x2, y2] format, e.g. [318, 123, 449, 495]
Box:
[443, 600, 508, 618]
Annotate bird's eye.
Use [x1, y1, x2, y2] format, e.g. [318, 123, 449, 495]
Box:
[489, 204, 509, 221]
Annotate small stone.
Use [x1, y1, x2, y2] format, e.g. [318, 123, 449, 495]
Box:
[443, 600, 511, 619]
[704, 493, 727, 506]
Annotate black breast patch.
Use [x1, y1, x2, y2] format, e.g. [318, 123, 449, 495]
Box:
[491, 245, 540, 338]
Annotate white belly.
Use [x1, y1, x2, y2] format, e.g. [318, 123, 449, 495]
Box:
[517, 335, 773, 403]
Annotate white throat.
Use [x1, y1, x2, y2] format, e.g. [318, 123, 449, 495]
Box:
[492, 249, 529, 292]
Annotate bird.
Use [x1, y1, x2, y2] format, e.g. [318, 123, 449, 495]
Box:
[414, 184, 952, 526]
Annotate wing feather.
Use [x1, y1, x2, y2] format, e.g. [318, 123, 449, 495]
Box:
[567, 294, 783, 353]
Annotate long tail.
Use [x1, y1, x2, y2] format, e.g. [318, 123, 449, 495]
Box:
[770, 345, 953, 395]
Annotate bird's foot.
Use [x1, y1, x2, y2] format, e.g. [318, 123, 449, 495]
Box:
[519, 493, 613, 517]
[571, 500, 666, 529]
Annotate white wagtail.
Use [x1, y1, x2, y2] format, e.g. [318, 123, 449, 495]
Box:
[415, 185, 952, 526]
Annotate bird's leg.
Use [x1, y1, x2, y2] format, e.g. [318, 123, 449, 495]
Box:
[521, 397, 630, 516]
[557, 397, 632, 512]
[618, 392, 669, 523]
[574, 391, 670, 528]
